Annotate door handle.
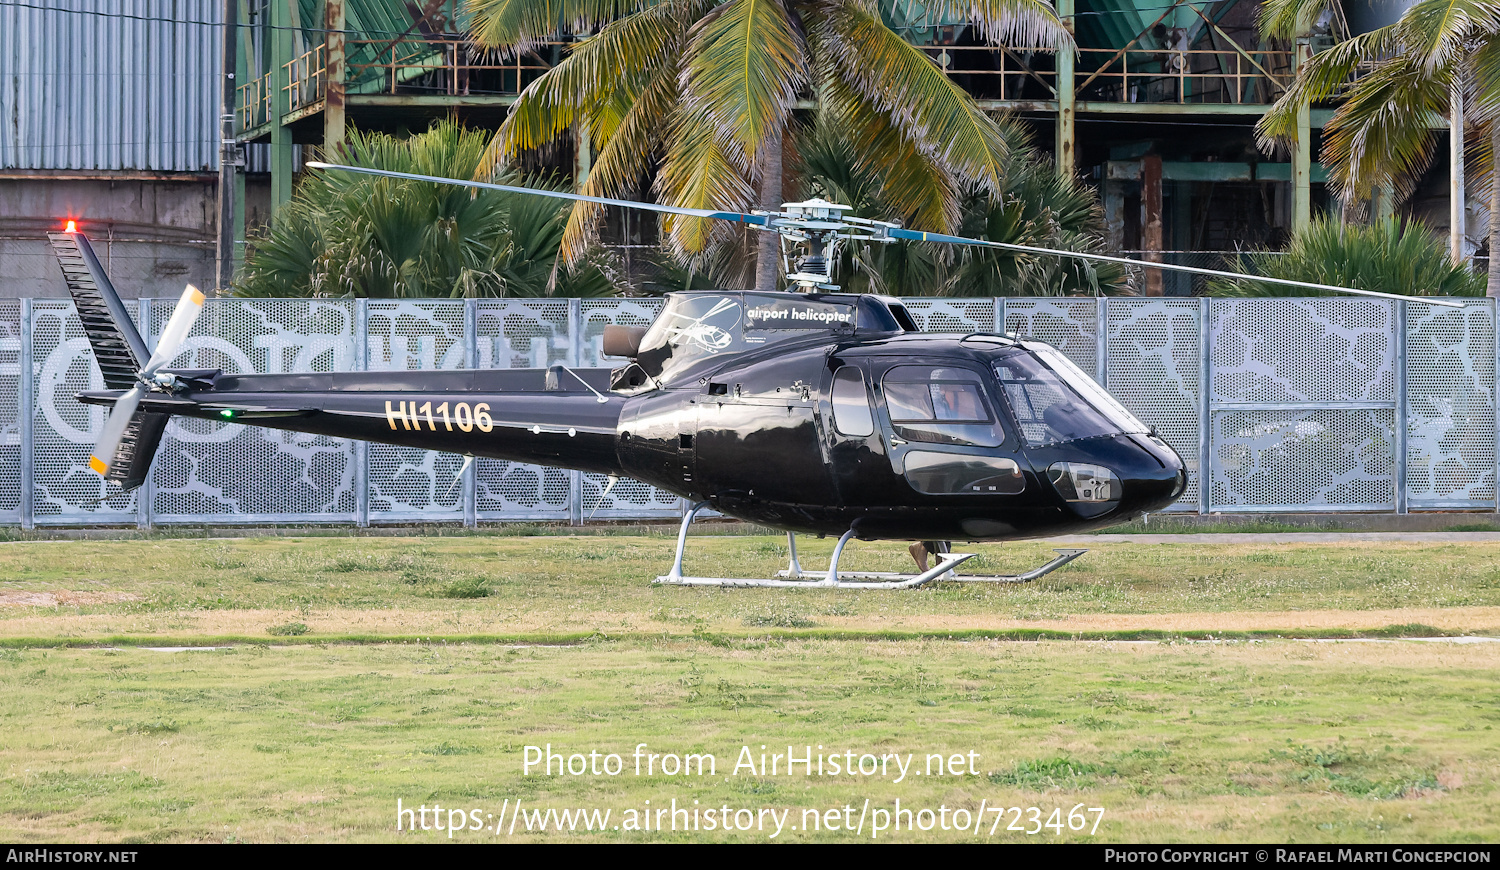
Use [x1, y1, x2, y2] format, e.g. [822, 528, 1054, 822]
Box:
[889, 435, 908, 447]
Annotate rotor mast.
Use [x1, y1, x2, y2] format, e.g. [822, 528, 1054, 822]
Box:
[769, 198, 856, 292]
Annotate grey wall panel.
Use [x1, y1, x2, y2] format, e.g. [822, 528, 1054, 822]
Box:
[1, 1, 220, 171]
[146, 298, 357, 523]
[1004, 298, 1100, 374]
[1406, 300, 1496, 508]
[365, 300, 468, 523]
[0, 301, 21, 520]
[473, 299, 575, 521]
[29, 299, 139, 523]
[1106, 299, 1202, 512]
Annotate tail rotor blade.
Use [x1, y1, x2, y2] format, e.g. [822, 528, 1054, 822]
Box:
[88, 385, 145, 478]
[143, 284, 206, 375]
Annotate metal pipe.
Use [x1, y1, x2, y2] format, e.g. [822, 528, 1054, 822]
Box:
[1396, 299, 1408, 514]
[1451, 83, 1466, 264]
[786, 533, 803, 579]
[20, 299, 33, 530]
[1293, 39, 1312, 234]
[354, 297, 368, 528]
[667, 501, 709, 581]
[823, 529, 858, 586]
[218, 0, 237, 293]
[939, 548, 1088, 583]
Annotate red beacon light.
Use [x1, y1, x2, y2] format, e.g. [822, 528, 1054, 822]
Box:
[64, 220, 77, 233]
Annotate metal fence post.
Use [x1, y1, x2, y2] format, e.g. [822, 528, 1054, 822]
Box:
[569, 297, 583, 526]
[19, 299, 33, 531]
[1199, 297, 1211, 515]
[137, 298, 152, 530]
[354, 297, 369, 528]
[464, 298, 478, 529]
[995, 297, 1006, 334]
[1096, 296, 1109, 387]
[1395, 299, 1407, 515]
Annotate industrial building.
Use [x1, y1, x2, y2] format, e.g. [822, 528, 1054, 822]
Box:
[0, 0, 1476, 299]
[0, 1, 232, 299]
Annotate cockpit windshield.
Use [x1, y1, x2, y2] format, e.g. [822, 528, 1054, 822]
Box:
[994, 346, 1148, 446]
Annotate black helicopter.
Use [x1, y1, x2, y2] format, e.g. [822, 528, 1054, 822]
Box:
[54, 166, 1450, 588]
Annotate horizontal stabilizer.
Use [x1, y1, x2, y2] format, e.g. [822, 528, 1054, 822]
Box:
[47, 231, 149, 390]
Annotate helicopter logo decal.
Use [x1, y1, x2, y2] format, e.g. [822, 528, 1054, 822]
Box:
[663, 297, 741, 353]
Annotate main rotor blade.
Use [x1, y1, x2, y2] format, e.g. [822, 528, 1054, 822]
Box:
[88, 385, 144, 477]
[143, 284, 206, 376]
[889, 229, 1465, 308]
[306, 162, 771, 228]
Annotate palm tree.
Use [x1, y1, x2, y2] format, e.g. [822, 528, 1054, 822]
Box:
[465, 0, 1072, 289]
[236, 119, 616, 298]
[1208, 217, 1485, 299]
[1256, 0, 1500, 296]
[797, 115, 1128, 295]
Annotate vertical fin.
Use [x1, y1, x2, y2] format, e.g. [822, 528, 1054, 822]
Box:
[46, 230, 148, 390]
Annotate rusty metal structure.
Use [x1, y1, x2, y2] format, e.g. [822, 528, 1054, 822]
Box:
[230, 0, 1460, 294]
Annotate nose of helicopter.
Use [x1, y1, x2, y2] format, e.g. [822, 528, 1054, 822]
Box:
[1118, 433, 1188, 516]
[1030, 432, 1187, 524]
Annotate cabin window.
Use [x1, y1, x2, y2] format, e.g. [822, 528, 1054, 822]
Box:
[830, 367, 874, 437]
[880, 366, 1005, 448]
[902, 451, 1026, 495]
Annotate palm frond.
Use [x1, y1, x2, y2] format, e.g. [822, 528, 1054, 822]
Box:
[681, 0, 809, 171]
[1210, 217, 1484, 297]
[793, 108, 884, 211]
[238, 121, 616, 298]
[478, 4, 690, 176]
[1394, 0, 1500, 72]
[1469, 34, 1500, 120]
[819, 75, 961, 232]
[560, 65, 680, 260]
[814, 0, 1017, 194]
[1256, 27, 1398, 148]
[1258, 0, 1341, 40]
[1320, 55, 1450, 200]
[656, 105, 759, 261]
[466, 0, 657, 53]
[918, 0, 1071, 49]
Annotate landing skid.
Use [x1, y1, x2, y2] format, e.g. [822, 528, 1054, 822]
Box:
[653, 501, 1088, 589]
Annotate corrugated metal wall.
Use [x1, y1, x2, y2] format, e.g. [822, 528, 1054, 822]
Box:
[0, 0, 221, 171]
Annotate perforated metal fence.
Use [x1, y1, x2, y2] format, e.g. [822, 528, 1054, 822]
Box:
[3, 295, 1495, 527]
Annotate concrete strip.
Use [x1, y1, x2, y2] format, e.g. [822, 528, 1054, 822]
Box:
[1046, 532, 1500, 544]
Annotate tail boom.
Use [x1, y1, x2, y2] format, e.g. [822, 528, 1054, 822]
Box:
[79, 369, 630, 477]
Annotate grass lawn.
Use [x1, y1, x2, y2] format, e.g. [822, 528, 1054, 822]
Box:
[0, 640, 1495, 843]
[0, 535, 1499, 643]
[0, 534, 1496, 842]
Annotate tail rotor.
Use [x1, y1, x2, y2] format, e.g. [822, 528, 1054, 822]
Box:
[87, 284, 205, 481]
